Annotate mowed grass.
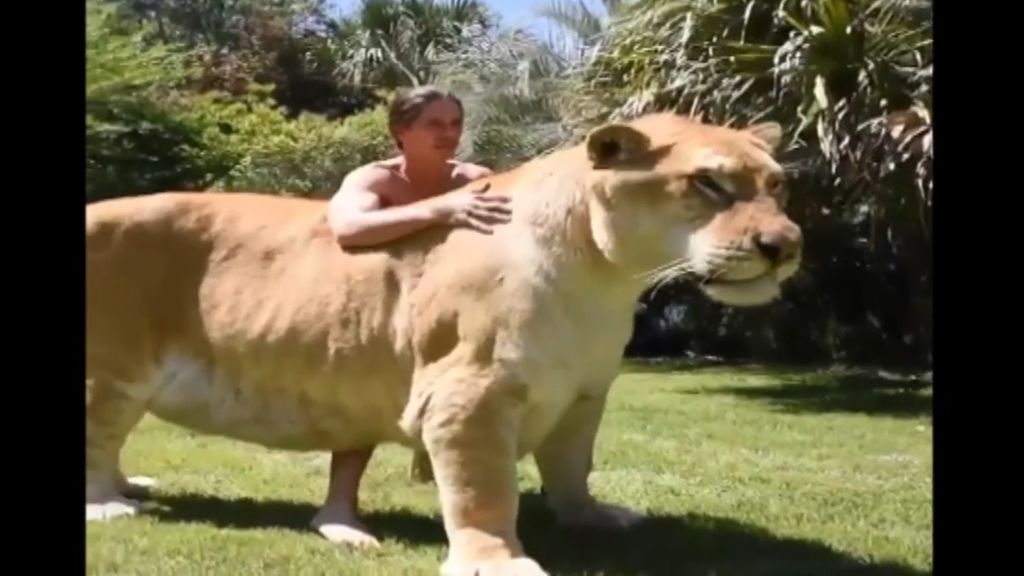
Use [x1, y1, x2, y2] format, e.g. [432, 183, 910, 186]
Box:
[86, 365, 932, 575]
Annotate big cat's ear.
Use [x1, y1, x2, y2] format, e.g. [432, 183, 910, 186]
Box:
[586, 123, 652, 166]
[745, 122, 783, 153]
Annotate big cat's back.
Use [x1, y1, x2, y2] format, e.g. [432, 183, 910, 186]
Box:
[85, 191, 340, 378]
[86, 191, 330, 240]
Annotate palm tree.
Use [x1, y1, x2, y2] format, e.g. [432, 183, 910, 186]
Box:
[332, 0, 493, 88]
[431, 24, 578, 169]
[534, 0, 627, 58]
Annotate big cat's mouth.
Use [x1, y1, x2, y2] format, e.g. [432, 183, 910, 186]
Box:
[698, 271, 784, 308]
[700, 272, 772, 286]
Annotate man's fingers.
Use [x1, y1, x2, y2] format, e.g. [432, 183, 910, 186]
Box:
[470, 206, 512, 225]
[475, 193, 511, 204]
[467, 183, 509, 204]
[463, 215, 494, 234]
[473, 202, 512, 217]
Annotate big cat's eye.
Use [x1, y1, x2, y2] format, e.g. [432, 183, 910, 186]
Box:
[766, 174, 788, 204]
[692, 173, 733, 206]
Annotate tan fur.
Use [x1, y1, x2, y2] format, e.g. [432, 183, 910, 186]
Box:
[86, 112, 802, 575]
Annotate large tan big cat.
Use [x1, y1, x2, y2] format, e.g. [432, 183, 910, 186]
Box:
[86, 112, 803, 576]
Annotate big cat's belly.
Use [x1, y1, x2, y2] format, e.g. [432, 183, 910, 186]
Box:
[144, 350, 407, 451]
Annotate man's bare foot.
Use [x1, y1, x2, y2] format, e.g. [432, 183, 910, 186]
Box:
[313, 447, 379, 547]
[311, 505, 380, 548]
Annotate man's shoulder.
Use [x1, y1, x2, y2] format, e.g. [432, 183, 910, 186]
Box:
[343, 159, 401, 189]
[353, 158, 402, 178]
[452, 161, 494, 182]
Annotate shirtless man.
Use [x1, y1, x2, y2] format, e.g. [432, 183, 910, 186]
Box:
[313, 86, 512, 547]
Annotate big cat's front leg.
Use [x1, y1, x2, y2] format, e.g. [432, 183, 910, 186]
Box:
[416, 366, 548, 576]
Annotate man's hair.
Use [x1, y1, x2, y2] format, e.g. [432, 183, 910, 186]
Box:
[388, 86, 464, 150]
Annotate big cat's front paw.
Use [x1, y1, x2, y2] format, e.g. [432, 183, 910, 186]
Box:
[86, 496, 141, 521]
[441, 557, 549, 576]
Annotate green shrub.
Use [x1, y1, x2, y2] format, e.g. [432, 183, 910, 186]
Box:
[86, 0, 235, 202]
[86, 101, 238, 202]
[182, 89, 393, 197]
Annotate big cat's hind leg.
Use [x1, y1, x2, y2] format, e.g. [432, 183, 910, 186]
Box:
[86, 378, 150, 521]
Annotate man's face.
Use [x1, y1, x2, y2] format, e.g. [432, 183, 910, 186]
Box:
[397, 98, 464, 159]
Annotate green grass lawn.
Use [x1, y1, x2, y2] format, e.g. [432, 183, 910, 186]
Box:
[86, 365, 932, 575]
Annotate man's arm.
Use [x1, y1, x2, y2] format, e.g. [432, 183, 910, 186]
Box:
[327, 166, 447, 248]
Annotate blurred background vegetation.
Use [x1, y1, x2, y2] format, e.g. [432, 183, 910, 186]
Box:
[86, 0, 932, 370]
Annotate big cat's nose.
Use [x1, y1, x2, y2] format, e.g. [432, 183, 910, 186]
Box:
[753, 221, 802, 265]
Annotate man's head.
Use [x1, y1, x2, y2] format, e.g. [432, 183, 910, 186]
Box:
[388, 86, 465, 160]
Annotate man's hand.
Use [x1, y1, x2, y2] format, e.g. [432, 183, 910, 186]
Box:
[432, 183, 513, 234]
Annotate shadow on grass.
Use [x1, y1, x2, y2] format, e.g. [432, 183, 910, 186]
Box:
[689, 372, 932, 419]
[145, 491, 927, 576]
[517, 493, 928, 576]
[146, 492, 446, 544]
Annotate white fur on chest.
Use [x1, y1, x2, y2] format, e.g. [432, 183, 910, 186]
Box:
[512, 289, 634, 456]
[146, 351, 318, 449]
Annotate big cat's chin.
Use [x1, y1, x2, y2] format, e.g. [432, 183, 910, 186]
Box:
[699, 274, 783, 307]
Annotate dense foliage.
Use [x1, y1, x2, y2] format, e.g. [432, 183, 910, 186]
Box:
[85, 0, 932, 369]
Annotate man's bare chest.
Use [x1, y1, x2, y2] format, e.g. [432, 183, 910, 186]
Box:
[380, 175, 466, 208]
